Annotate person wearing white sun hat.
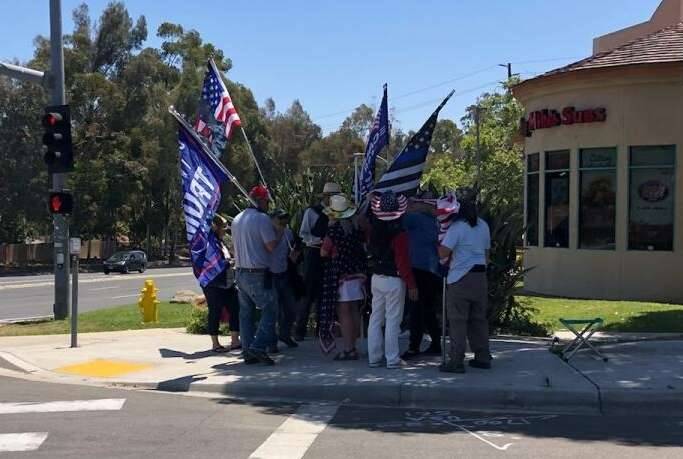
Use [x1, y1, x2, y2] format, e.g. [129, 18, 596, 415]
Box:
[319, 194, 367, 360]
[296, 182, 342, 341]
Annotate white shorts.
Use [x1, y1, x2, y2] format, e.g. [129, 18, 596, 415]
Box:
[338, 278, 365, 302]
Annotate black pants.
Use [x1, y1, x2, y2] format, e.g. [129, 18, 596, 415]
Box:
[296, 246, 322, 337]
[273, 272, 297, 339]
[408, 269, 442, 351]
[202, 285, 240, 336]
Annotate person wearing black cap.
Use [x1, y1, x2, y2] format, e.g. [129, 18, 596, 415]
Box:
[269, 208, 299, 349]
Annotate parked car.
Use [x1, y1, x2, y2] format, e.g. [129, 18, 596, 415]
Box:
[104, 250, 147, 274]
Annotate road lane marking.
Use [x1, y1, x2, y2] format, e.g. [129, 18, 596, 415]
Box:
[249, 403, 339, 459]
[88, 286, 119, 291]
[0, 272, 193, 291]
[0, 398, 126, 415]
[0, 433, 48, 452]
[111, 294, 139, 299]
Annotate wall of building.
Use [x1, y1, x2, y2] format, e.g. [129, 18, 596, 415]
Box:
[516, 64, 683, 302]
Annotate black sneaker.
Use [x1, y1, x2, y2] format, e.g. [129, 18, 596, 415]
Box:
[401, 349, 421, 360]
[468, 359, 492, 370]
[243, 354, 259, 365]
[424, 345, 442, 356]
[439, 362, 465, 374]
[279, 336, 299, 348]
[247, 349, 275, 366]
[294, 334, 305, 342]
[267, 345, 281, 354]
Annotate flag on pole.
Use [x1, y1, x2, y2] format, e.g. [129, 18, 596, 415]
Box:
[178, 119, 231, 287]
[436, 192, 460, 267]
[374, 90, 454, 196]
[195, 59, 242, 155]
[355, 84, 389, 203]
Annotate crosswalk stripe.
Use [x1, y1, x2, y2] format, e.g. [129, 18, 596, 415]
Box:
[249, 403, 339, 459]
[0, 433, 48, 452]
[0, 398, 126, 414]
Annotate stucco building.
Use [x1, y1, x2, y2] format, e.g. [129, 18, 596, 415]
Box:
[512, 0, 683, 302]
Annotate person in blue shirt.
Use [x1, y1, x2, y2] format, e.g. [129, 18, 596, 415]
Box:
[402, 192, 443, 359]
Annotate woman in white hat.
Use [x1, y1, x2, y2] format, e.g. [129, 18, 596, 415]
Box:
[319, 194, 367, 360]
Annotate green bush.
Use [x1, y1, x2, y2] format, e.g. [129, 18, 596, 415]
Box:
[185, 306, 230, 335]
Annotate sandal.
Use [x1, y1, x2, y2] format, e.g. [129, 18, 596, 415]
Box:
[333, 348, 359, 361]
[212, 346, 230, 353]
[229, 343, 242, 351]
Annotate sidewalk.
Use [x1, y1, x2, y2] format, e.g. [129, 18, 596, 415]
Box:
[0, 329, 680, 415]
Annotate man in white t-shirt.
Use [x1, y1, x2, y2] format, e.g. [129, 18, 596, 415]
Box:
[438, 197, 491, 374]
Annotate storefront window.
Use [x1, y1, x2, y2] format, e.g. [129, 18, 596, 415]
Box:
[579, 148, 617, 250]
[629, 146, 676, 251]
[526, 153, 539, 246]
[544, 150, 570, 248]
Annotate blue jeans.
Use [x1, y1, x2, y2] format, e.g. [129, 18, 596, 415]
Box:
[273, 272, 297, 339]
[236, 270, 277, 353]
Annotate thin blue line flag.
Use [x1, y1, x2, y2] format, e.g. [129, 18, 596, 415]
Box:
[178, 121, 231, 287]
[374, 90, 454, 196]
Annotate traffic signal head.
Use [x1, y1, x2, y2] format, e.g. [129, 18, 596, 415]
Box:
[48, 192, 73, 215]
[42, 105, 73, 174]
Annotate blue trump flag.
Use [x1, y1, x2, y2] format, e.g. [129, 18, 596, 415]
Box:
[374, 90, 454, 196]
[178, 120, 231, 287]
[355, 84, 389, 203]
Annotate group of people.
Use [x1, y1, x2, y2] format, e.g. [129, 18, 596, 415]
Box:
[201, 181, 492, 374]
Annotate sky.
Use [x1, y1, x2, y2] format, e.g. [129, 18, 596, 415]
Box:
[1, 0, 663, 133]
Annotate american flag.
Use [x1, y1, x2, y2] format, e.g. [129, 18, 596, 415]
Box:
[374, 91, 454, 196]
[436, 192, 460, 265]
[370, 192, 408, 221]
[355, 84, 389, 203]
[195, 59, 241, 151]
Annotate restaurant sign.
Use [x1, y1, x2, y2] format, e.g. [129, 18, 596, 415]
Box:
[521, 106, 606, 137]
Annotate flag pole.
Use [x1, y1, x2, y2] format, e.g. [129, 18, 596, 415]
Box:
[239, 126, 268, 189]
[168, 106, 257, 208]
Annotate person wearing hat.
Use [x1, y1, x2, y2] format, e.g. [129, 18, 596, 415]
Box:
[269, 208, 299, 349]
[367, 191, 418, 369]
[296, 182, 341, 341]
[202, 214, 241, 353]
[232, 185, 282, 365]
[319, 194, 367, 359]
[437, 192, 491, 374]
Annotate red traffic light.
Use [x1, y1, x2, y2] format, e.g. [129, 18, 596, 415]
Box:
[48, 192, 73, 214]
[43, 112, 63, 128]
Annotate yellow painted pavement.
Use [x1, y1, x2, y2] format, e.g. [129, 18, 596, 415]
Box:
[55, 359, 152, 377]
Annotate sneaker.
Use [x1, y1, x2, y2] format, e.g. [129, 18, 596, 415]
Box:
[247, 349, 275, 366]
[439, 362, 465, 373]
[243, 354, 259, 365]
[468, 359, 492, 370]
[387, 359, 407, 370]
[368, 361, 384, 368]
[279, 336, 299, 348]
[401, 349, 421, 360]
[267, 345, 280, 354]
[294, 334, 306, 342]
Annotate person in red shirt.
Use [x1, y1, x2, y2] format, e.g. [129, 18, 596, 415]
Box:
[367, 191, 418, 369]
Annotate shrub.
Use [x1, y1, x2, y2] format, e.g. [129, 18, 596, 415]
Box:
[185, 303, 230, 335]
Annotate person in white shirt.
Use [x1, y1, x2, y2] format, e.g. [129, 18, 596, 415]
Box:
[295, 182, 341, 340]
[438, 195, 491, 374]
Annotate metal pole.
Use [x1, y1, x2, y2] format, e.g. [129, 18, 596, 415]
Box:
[239, 126, 268, 189]
[50, 0, 70, 321]
[71, 255, 78, 348]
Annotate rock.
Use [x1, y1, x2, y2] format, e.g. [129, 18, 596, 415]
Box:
[170, 290, 201, 304]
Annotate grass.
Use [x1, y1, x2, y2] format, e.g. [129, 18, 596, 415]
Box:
[0, 302, 192, 337]
[521, 295, 683, 333]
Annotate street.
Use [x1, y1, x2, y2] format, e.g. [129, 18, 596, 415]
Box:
[0, 268, 197, 321]
[0, 375, 681, 458]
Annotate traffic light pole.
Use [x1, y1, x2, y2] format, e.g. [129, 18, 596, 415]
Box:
[50, 0, 70, 321]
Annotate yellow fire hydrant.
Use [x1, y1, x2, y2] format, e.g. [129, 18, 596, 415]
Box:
[138, 279, 160, 323]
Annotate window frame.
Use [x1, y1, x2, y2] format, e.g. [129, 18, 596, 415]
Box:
[525, 153, 540, 247]
[543, 150, 571, 249]
[627, 145, 676, 252]
[578, 147, 618, 251]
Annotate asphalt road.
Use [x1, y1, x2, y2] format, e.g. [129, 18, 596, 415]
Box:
[0, 267, 198, 321]
[1, 375, 682, 458]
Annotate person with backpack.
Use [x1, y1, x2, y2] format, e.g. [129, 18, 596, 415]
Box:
[367, 191, 418, 369]
[296, 182, 341, 340]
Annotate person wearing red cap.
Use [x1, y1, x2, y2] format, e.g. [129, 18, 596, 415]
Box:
[232, 185, 282, 365]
